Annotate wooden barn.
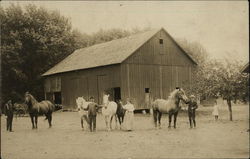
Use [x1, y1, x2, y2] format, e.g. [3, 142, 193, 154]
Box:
[42, 28, 197, 110]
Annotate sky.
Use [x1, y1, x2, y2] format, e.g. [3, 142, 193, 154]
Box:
[1, 1, 249, 62]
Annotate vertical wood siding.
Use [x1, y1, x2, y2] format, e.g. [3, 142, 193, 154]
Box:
[56, 64, 120, 108]
[121, 30, 195, 109]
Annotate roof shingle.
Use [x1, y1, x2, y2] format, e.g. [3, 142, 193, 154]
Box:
[42, 28, 197, 76]
[43, 29, 159, 76]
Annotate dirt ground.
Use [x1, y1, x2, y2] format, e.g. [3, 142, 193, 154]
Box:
[1, 105, 249, 159]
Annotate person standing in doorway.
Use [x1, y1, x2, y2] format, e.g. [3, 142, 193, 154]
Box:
[4, 100, 14, 132]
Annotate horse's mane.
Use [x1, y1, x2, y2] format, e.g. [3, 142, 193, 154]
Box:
[25, 94, 38, 110]
[28, 94, 38, 102]
[167, 89, 179, 100]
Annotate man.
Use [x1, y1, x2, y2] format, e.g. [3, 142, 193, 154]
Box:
[84, 97, 101, 132]
[187, 95, 198, 128]
[4, 100, 14, 132]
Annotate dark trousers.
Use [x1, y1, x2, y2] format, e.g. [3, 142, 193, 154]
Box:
[89, 115, 96, 132]
[6, 114, 13, 131]
[188, 110, 196, 128]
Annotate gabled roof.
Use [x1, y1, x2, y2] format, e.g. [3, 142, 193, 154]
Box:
[42, 28, 197, 76]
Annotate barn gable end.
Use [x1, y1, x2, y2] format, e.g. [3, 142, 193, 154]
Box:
[123, 28, 196, 66]
[120, 29, 196, 109]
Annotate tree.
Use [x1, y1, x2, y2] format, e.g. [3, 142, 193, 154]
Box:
[207, 59, 249, 121]
[0, 4, 82, 103]
[178, 39, 248, 121]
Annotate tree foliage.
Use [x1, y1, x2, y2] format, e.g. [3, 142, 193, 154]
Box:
[0, 4, 150, 104]
[1, 4, 77, 103]
[179, 39, 249, 121]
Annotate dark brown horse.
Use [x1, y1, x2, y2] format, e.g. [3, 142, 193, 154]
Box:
[152, 88, 188, 129]
[24, 93, 55, 129]
[116, 100, 126, 128]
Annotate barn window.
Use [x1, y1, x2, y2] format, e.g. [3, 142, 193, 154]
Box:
[159, 39, 163, 44]
[145, 88, 150, 93]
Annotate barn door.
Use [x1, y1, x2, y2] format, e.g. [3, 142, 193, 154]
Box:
[97, 75, 108, 104]
[113, 87, 121, 102]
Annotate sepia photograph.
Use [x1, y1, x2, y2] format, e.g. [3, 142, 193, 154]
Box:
[0, 1, 249, 159]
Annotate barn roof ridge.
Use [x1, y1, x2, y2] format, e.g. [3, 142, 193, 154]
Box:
[42, 27, 196, 76]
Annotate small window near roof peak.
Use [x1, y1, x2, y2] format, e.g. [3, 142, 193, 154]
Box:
[159, 39, 163, 44]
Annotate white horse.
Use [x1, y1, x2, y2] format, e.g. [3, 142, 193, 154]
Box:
[102, 94, 118, 131]
[76, 97, 91, 129]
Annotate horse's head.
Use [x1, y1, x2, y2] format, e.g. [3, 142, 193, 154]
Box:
[175, 88, 189, 103]
[24, 93, 33, 109]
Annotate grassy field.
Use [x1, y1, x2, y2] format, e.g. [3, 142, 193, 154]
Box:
[1, 104, 249, 159]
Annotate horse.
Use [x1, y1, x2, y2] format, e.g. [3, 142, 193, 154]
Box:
[102, 101, 118, 131]
[151, 88, 189, 129]
[24, 93, 55, 129]
[76, 97, 91, 129]
[116, 100, 126, 128]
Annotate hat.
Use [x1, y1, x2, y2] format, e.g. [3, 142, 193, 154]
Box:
[176, 87, 180, 90]
[190, 95, 195, 98]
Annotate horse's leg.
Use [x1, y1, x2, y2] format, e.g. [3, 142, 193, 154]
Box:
[158, 112, 162, 129]
[153, 109, 158, 128]
[48, 114, 52, 128]
[110, 115, 113, 130]
[168, 113, 172, 128]
[35, 115, 38, 129]
[173, 112, 179, 129]
[30, 115, 35, 129]
[115, 115, 119, 129]
[81, 117, 84, 129]
[105, 116, 109, 131]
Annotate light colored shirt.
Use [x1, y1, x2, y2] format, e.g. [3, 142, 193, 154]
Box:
[123, 103, 135, 112]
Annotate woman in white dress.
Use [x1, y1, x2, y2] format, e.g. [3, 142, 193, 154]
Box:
[122, 98, 135, 131]
[212, 100, 219, 121]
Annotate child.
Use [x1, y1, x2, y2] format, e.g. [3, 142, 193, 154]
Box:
[122, 98, 135, 131]
[212, 101, 219, 121]
[84, 97, 100, 132]
[187, 95, 198, 128]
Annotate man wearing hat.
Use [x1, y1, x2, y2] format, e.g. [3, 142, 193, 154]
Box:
[187, 95, 198, 128]
[4, 100, 14, 132]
